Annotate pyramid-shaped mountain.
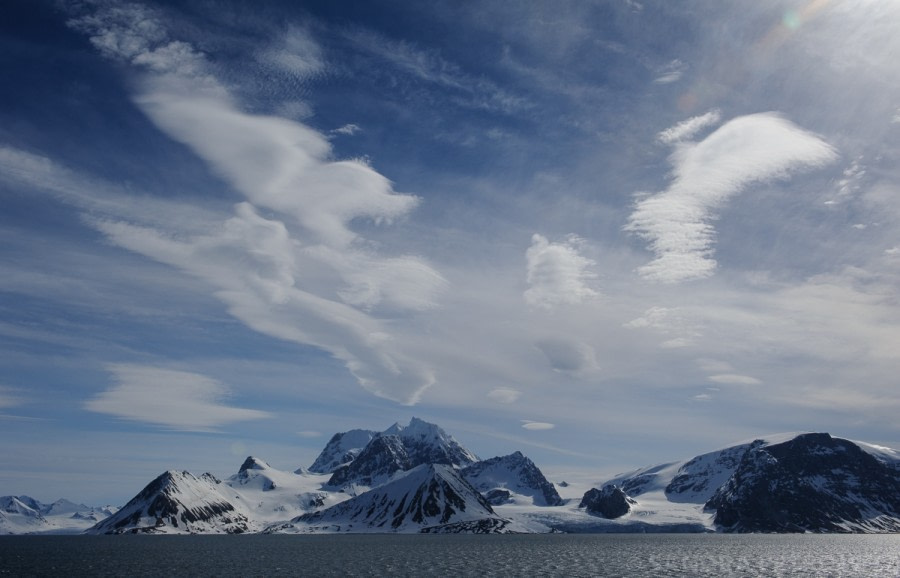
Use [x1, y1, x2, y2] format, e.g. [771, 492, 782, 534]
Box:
[272, 464, 509, 533]
[86, 471, 251, 534]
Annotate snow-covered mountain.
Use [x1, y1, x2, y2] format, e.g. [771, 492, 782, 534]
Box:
[0, 495, 115, 535]
[560, 432, 900, 533]
[86, 471, 252, 534]
[325, 417, 479, 489]
[461, 451, 563, 506]
[270, 464, 512, 534]
[12, 425, 895, 535]
[705, 433, 900, 532]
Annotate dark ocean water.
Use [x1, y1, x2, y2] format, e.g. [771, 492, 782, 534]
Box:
[1, 534, 898, 577]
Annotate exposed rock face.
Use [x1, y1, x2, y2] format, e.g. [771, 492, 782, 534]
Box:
[483, 489, 513, 506]
[274, 464, 507, 533]
[384, 417, 479, 468]
[461, 451, 564, 506]
[87, 471, 250, 534]
[326, 418, 479, 488]
[327, 434, 411, 488]
[579, 485, 636, 519]
[706, 433, 900, 533]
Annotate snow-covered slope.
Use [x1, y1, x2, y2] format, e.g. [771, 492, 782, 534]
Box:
[86, 471, 252, 534]
[0, 495, 115, 535]
[461, 451, 563, 506]
[270, 464, 512, 533]
[308, 429, 377, 473]
[225, 457, 348, 523]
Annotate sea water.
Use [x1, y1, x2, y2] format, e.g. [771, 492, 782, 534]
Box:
[1, 534, 898, 577]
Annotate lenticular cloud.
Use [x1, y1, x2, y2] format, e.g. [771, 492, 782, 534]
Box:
[65, 0, 444, 405]
[626, 113, 838, 283]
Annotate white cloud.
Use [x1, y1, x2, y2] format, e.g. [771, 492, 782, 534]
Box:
[521, 420, 555, 431]
[62, 2, 447, 405]
[94, 206, 439, 405]
[487, 388, 522, 404]
[653, 59, 687, 85]
[85, 364, 271, 432]
[626, 113, 839, 283]
[524, 234, 598, 307]
[708, 374, 762, 385]
[656, 109, 721, 144]
[333, 123, 361, 136]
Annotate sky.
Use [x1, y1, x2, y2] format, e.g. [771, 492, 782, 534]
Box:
[2, 0, 900, 505]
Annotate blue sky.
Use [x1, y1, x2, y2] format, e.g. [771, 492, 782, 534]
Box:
[2, 0, 900, 505]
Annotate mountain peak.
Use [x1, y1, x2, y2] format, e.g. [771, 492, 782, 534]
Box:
[462, 452, 563, 506]
[87, 470, 251, 534]
[239, 457, 270, 473]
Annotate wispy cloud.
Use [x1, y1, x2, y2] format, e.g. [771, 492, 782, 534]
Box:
[656, 109, 721, 144]
[258, 25, 324, 79]
[0, 386, 24, 410]
[342, 26, 529, 114]
[86, 364, 271, 432]
[626, 113, 838, 283]
[524, 234, 598, 307]
[60, 0, 447, 405]
[708, 374, 762, 385]
[332, 123, 361, 136]
[653, 59, 687, 84]
[487, 388, 522, 404]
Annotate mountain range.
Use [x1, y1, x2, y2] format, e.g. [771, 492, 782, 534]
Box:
[3, 420, 898, 534]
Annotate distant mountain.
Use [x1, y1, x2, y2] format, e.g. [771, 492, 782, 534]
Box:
[326, 417, 478, 489]
[0, 496, 47, 535]
[86, 471, 252, 534]
[270, 464, 511, 533]
[0, 495, 114, 535]
[461, 451, 564, 506]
